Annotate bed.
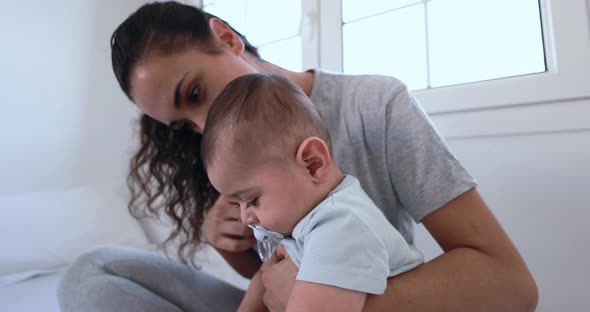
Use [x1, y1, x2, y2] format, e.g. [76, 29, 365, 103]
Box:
[0, 183, 248, 311]
[0, 270, 64, 312]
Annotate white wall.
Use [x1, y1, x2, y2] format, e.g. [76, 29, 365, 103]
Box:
[414, 98, 590, 311]
[412, 3, 590, 309]
[0, 0, 145, 195]
[1, 0, 588, 310]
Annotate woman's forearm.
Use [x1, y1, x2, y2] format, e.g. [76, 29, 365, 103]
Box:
[239, 271, 268, 312]
[215, 247, 262, 279]
[364, 247, 538, 311]
[363, 188, 538, 311]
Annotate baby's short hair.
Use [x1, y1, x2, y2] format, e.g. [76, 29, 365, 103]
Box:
[201, 73, 331, 170]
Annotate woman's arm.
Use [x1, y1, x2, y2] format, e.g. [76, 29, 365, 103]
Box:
[215, 247, 261, 279]
[262, 189, 538, 311]
[286, 281, 366, 312]
[363, 188, 538, 311]
[239, 271, 269, 312]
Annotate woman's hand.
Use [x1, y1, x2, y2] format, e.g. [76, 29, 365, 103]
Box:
[203, 195, 256, 252]
[204, 196, 261, 278]
[260, 244, 298, 312]
[238, 271, 269, 312]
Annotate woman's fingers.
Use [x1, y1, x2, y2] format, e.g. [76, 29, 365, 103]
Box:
[275, 244, 288, 259]
[216, 234, 256, 252]
[219, 219, 254, 237]
[260, 249, 298, 311]
[204, 195, 255, 252]
[261, 243, 287, 273]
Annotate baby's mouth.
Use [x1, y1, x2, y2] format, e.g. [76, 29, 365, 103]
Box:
[248, 225, 284, 261]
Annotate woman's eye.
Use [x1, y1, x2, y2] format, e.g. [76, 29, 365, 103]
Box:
[245, 198, 258, 209]
[187, 86, 200, 103]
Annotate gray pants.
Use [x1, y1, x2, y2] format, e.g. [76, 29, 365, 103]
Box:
[57, 246, 245, 312]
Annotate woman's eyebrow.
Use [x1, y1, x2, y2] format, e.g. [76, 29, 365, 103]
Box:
[173, 72, 190, 108]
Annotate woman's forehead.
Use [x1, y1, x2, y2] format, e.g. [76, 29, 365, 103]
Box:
[131, 50, 218, 97]
[138, 49, 211, 72]
[130, 63, 181, 122]
[134, 53, 189, 79]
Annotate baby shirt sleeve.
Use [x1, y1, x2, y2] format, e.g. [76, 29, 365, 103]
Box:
[295, 207, 391, 295]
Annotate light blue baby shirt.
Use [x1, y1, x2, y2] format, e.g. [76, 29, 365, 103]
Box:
[282, 175, 424, 294]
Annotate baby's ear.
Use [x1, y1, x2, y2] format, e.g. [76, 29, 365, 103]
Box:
[295, 137, 332, 183]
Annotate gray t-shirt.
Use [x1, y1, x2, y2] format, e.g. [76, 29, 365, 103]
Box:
[309, 70, 477, 243]
[282, 175, 423, 294]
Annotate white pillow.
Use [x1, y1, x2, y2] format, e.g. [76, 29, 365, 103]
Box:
[0, 184, 151, 276]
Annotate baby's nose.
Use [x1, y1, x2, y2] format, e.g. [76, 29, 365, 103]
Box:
[240, 207, 258, 225]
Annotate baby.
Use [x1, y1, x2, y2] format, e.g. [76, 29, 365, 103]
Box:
[201, 73, 423, 311]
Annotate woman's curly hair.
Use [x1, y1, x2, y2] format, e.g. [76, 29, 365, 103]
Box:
[127, 116, 218, 262]
[110, 1, 259, 263]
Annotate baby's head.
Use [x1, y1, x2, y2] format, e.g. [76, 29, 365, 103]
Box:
[202, 73, 341, 234]
[202, 73, 331, 167]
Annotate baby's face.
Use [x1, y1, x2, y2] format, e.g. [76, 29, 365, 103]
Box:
[207, 155, 314, 235]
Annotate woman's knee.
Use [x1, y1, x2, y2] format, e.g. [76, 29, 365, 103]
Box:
[57, 246, 141, 305]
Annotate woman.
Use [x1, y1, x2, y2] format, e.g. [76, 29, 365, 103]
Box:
[58, 2, 538, 311]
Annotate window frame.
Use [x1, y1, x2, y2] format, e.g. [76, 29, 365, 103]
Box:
[199, 0, 590, 113]
[308, 0, 590, 113]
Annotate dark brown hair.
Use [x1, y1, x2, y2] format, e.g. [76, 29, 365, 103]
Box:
[201, 73, 331, 171]
[110, 1, 259, 263]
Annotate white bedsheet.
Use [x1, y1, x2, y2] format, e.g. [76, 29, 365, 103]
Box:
[0, 270, 63, 312]
[0, 245, 249, 312]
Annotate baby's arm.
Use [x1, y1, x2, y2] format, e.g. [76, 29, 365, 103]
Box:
[286, 281, 366, 312]
[238, 271, 268, 312]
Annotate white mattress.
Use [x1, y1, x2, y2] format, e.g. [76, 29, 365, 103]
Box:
[0, 270, 63, 312]
[0, 246, 249, 312]
[0, 245, 249, 312]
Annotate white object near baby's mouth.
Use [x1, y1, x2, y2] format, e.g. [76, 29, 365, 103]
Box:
[248, 225, 284, 241]
[248, 225, 284, 261]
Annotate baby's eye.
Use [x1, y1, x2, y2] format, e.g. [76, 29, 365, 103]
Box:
[169, 120, 199, 132]
[169, 120, 185, 130]
[187, 85, 200, 104]
[245, 198, 258, 209]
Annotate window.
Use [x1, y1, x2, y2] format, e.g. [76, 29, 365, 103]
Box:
[343, 2, 429, 90]
[426, 0, 546, 88]
[341, 0, 546, 91]
[198, 0, 590, 112]
[319, 0, 590, 112]
[201, 0, 303, 72]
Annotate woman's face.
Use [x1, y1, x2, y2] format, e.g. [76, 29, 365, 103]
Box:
[129, 48, 257, 133]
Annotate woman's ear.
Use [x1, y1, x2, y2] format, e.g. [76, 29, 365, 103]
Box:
[295, 137, 333, 183]
[208, 18, 245, 56]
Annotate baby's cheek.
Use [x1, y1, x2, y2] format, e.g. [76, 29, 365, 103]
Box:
[262, 213, 288, 234]
[264, 219, 282, 232]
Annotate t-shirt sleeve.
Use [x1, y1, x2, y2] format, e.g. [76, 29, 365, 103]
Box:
[296, 208, 390, 295]
[385, 85, 477, 221]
